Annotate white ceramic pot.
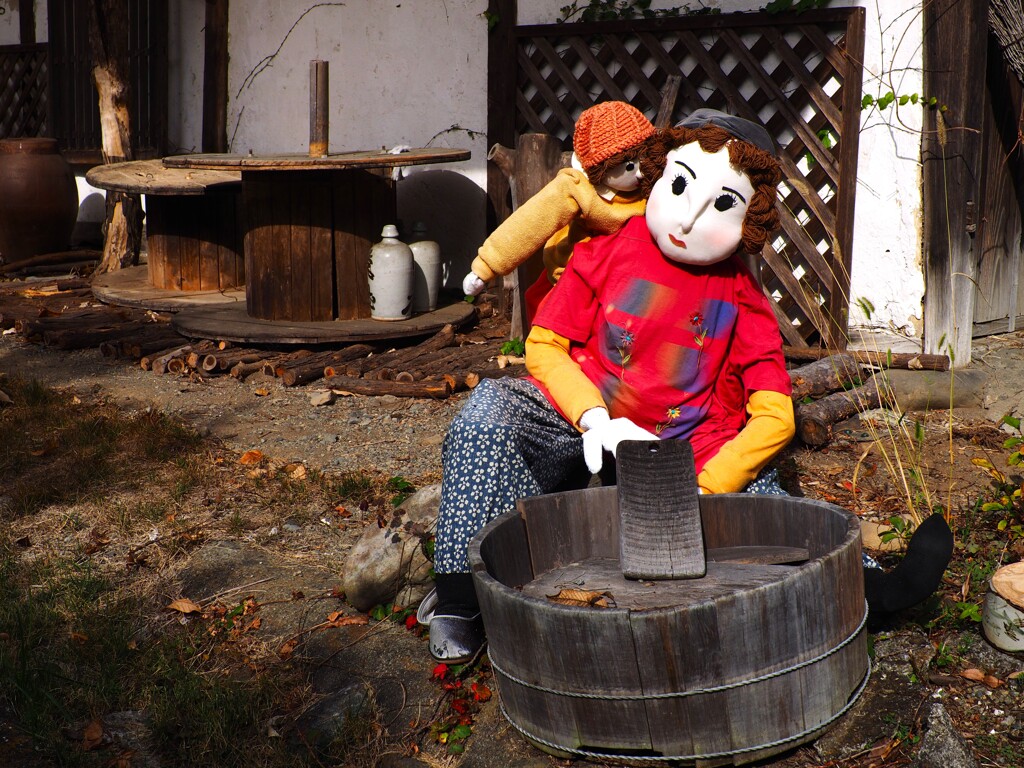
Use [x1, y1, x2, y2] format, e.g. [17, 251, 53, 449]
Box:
[368, 224, 414, 321]
[409, 222, 442, 313]
[982, 562, 1024, 652]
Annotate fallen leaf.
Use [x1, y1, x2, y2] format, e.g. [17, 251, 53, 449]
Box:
[239, 449, 265, 465]
[546, 588, 615, 608]
[247, 617, 262, 631]
[327, 611, 369, 628]
[907, 356, 924, 370]
[284, 462, 307, 479]
[70, 631, 88, 644]
[278, 638, 298, 660]
[81, 718, 104, 751]
[167, 598, 202, 614]
[254, 387, 270, 397]
[960, 668, 1004, 688]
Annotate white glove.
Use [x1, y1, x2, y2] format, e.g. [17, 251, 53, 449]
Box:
[462, 271, 486, 297]
[578, 407, 658, 474]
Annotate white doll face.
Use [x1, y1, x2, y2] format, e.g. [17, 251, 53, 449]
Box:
[601, 157, 642, 192]
[645, 142, 754, 266]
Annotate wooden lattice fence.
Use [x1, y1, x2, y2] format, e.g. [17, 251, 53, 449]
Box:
[489, 8, 866, 349]
[0, 44, 48, 139]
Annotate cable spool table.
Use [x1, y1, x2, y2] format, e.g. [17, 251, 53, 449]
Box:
[86, 159, 245, 311]
[162, 147, 474, 344]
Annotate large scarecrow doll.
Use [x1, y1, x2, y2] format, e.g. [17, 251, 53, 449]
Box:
[425, 109, 952, 663]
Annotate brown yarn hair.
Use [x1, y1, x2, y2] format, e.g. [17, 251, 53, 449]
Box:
[639, 124, 782, 255]
[584, 140, 651, 191]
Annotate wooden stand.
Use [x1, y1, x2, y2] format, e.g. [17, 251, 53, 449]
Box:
[85, 160, 244, 309]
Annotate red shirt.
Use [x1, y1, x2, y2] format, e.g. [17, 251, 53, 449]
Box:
[533, 216, 791, 472]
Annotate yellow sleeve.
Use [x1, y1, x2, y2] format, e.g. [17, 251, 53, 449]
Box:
[471, 170, 589, 281]
[525, 325, 606, 429]
[697, 390, 796, 494]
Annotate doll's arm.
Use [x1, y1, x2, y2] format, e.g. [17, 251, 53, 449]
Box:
[524, 325, 606, 428]
[467, 170, 588, 286]
[696, 390, 795, 494]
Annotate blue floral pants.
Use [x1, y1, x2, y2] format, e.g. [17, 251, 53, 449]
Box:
[434, 377, 787, 574]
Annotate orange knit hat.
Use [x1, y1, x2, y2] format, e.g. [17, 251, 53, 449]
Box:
[573, 101, 655, 170]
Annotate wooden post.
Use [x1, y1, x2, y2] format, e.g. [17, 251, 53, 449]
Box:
[19, 0, 36, 44]
[487, 133, 568, 339]
[922, 0, 989, 366]
[202, 0, 229, 153]
[309, 60, 329, 158]
[88, 0, 143, 274]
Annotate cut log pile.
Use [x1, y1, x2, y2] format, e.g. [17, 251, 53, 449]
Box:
[788, 349, 959, 447]
[0, 279, 522, 399]
[2, 279, 961, 416]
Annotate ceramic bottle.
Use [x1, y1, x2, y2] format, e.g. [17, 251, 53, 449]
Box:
[409, 221, 442, 313]
[368, 224, 414, 321]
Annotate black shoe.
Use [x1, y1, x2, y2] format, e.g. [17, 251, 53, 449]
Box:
[864, 513, 954, 630]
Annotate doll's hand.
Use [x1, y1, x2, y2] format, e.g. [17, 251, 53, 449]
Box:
[579, 407, 658, 474]
[462, 272, 487, 297]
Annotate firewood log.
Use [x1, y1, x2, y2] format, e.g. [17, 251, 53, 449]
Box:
[321, 375, 453, 399]
[788, 354, 865, 401]
[783, 344, 949, 372]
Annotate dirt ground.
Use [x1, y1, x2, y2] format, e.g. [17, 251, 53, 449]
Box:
[3, 292, 1024, 767]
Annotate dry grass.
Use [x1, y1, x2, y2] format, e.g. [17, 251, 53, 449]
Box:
[0, 375, 415, 767]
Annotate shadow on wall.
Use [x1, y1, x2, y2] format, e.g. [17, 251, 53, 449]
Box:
[397, 169, 486, 291]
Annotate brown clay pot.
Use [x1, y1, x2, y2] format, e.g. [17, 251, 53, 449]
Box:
[0, 138, 79, 264]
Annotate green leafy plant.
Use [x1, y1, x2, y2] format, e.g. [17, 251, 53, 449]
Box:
[388, 475, 416, 506]
[556, 0, 715, 23]
[428, 660, 493, 755]
[861, 91, 947, 113]
[765, 0, 832, 14]
[500, 337, 526, 356]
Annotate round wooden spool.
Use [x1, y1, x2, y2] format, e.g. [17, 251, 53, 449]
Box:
[468, 484, 869, 765]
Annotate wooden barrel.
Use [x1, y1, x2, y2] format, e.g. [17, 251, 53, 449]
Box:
[468, 490, 868, 766]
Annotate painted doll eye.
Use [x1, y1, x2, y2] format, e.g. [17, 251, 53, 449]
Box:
[672, 175, 688, 195]
[714, 192, 739, 211]
[624, 161, 636, 172]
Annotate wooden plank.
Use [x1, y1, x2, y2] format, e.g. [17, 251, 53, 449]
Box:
[198, 197, 221, 292]
[289, 172, 314, 322]
[826, 7, 865, 350]
[243, 171, 274, 319]
[170, 300, 475, 345]
[202, 0, 229, 153]
[145, 196, 168, 289]
[309, 173, 335, 321]
[333, 170, 361, 321]
[922, 0, 988, 364]
[271, 173, 296, 321]
[618, 440, 705, 580]
[86, 159, 240, 195]
[163, 147, 470, 171]
[519, 487, 619, 574]
[177, 197, 202, 292]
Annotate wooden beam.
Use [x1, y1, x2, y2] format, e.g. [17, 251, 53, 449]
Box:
[202, 0, 229, 153]
[922, 0, 990, 366]
[486, 0, 518, 326]
[19, 0, 36, 44]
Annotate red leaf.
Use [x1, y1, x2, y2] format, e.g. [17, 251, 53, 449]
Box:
[451, 698, 470, 715]
[404, 614, 418, 631]
[432, 663, 448, 680]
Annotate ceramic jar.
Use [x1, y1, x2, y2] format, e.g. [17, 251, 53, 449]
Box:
[409, 221, 442, 313]
[982, 562, 1024, 652]
[368, 224, 414, 321]
[0, 138, 79, 265]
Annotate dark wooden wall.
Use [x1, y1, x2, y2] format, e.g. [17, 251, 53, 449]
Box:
[921, 0, 990, 364]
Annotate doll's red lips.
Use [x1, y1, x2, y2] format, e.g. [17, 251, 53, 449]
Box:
[669, 235, 686, 248]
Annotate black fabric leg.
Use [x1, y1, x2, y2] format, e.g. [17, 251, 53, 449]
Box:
[434, 572, 479, 619]
[864, 514, 954, 630]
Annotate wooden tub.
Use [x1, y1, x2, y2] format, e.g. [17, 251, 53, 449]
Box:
[468, 489, 869, 766]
